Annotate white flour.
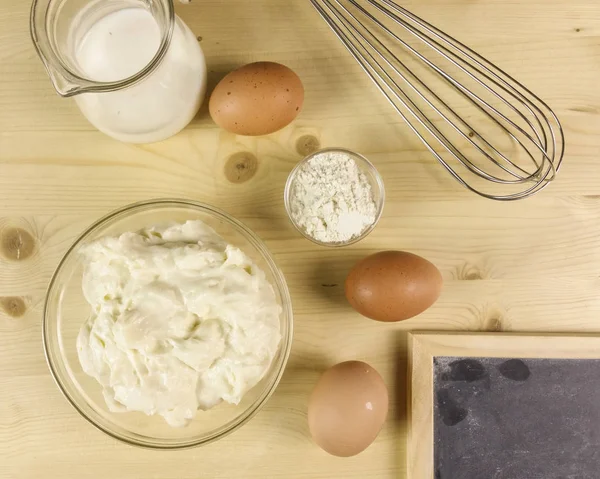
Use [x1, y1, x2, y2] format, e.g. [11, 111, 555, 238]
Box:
[289, 151, 378, 243]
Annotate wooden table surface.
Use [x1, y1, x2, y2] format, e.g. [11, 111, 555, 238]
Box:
[1, 0, 599, 478]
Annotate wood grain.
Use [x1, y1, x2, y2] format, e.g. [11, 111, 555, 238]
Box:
[408, 332, 600, 479]
[1, 0, 600, 478]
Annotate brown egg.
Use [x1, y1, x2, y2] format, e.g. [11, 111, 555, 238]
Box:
[308, 361, 389, 457]
[345, 250, 443, 322]
[209, 62, 304, 136]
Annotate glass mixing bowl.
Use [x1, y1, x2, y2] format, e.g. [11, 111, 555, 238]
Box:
[43, 199, 293, 449]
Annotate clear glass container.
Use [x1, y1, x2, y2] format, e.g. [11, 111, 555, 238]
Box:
[30, 0, 207, 143]
[284, 148, 386, 247]
[43, 199, 294, 449]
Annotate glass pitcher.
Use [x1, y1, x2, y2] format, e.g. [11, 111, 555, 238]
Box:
[31, 0, 207, 143]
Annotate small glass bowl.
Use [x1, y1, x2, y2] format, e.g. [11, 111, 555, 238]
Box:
[43, 199, 293, 449]
[284, 148, 385, 247]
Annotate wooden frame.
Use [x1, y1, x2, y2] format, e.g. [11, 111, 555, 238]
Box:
[407, 331, 600, 479]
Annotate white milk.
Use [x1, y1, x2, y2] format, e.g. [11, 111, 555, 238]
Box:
[73, 7, 206, 143]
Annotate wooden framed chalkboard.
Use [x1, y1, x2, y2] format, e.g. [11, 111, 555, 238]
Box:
[408, 332, 600, 479]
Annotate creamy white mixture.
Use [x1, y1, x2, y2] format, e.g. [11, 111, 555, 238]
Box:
[76, 220, 281, 427]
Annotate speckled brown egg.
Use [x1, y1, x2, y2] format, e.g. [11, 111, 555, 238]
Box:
[345, 250, 443, 322]
[209, 62, 304, 136]
[308, 361, 389, 457]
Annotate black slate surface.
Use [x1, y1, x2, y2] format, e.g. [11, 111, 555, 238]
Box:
[433, 357, 600, 479]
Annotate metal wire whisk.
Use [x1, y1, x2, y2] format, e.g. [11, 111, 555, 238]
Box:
[311, 0, 565, 200]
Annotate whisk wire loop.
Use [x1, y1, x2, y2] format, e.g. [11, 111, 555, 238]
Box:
[311, 0, 565, 200]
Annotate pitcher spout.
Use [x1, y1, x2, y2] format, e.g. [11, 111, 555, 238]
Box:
[40, 61, 84, 98]
[30, 0, 86, 97]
